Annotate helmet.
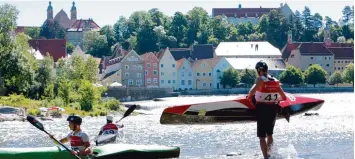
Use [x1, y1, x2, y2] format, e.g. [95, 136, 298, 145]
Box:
[255, 61, 268, 72]
[106, 115, 114, 121]
[67, 115, 82, 125]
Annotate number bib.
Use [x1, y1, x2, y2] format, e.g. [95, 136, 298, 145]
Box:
[103, 129, 118, 135]
[255, 91, 281, 103]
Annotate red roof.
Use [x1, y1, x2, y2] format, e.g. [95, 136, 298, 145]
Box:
[328, 47, 354, 59]
[176, 58, 184, 70]
[298, 43, 333, 56]
[28, 39, 67, 62]
[212, 8, 277, 18]
[67, 19, 100, 32]
[282, 43, 301, 60]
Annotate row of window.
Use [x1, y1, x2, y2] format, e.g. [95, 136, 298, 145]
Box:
[127, 79, 143, 86]
[145, 70, 158, 75]
[160, 64, 175, 68]
[146, 78, 158, 84]
[125, 72, 142, 78]
[125, 65, 143, 70]
[197, 72, 212, 76]
[160, 72, 193, 77]
[336, 60, 354, 63]
[146, 63, 158, 68]
[310, 57, 332, 60]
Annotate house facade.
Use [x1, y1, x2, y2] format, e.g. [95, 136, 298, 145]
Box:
[210, 57, 232, 89]
[192, 60, 213, 90]
[156, 49, 178, 90]
[177, 58, 193, 90]
[120, 50, 144, 87]
[141, 52, 159, 88]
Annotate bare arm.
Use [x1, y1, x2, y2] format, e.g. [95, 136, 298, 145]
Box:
[248, 78, 262, 98]
[79, 142, 92, 155]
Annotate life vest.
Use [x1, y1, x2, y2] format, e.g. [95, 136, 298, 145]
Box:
[68, 130, 88, 151]
[102, 123, 119, 135]
[255, 75, 282, 104]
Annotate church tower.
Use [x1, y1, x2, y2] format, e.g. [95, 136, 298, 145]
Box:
[70, 1, 77, 21]
[47, 1, 53, 20]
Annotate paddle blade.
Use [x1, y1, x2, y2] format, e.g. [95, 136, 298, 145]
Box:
[123, 105, 137, 118]
[27, 115, 45, 131]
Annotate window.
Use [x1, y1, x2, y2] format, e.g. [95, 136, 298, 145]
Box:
[173, 80, 175, 83]
[136, 79, 142, 85]
[147, 78, 151, 84]
[133, 65, 137, 70]
[329, 72, 332, 76]
[326, 64, 329, 67]
[137, 73, 141, 78]
[153, 78, 158, 83]
[145, 70, 148, 75]
[338, 61, 340, 63]
[197, 73, 200, 76]
[183, 66, 185, 69]
[128, 79, 133, 85]
[210, 83, 212, 87]
[161, 80, 164, 83]
[334, 67, 336, 70]
[181, 80, 185, 85]
[138, 66, 143, 70]
[172, 64, 175, 68]
[188, 72, 192, 76]
[324, 57, 327, 60]
[125, 72, 129, 77]
[203, 64, 206, 66]
[182, 72, 184, 77]
[203, 73, 206, 76]
[147, 63, 151, 68]
[161, 72, 164, 76]
[168, 80, 171, 84]
[317, 57, 322, 61]
[160, 64, 164, 68]
[329, 57, 331, 60]
[338, 67, 341, 70]
[203, 82, 206, 86]
[188, 80, 192, 85]
[153, 63, 157, 68]
[125, 65, 129, 70]
[153, 70, 157, 75]
[310, 57, 313, 59]
[173, 72, 176, 76]
[209, 73, 212, 76]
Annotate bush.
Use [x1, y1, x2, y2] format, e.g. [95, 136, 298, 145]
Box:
[104, 99, 121, 111]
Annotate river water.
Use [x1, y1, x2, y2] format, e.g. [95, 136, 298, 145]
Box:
[0, 93, 353, 159]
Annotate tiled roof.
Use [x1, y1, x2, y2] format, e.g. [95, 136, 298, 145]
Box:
[212, 7, 277, 18]
[155, 49, 166, 60]
[140, 52, 158, 61]
[28, 39, 67, 62]
[169, 48, 191, 60]
[281, 42, 302, 60]
[176, 58, 185, 70]
[298, 42, 333, 55]
[205, 57, 222, 68]
[191, 59, 206, 69]
[328, 47, 354, 59]
[53, 9, 74, 29]
[67, 19, 100, 32]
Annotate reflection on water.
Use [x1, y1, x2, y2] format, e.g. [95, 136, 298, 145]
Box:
[0, 93, 353, 159]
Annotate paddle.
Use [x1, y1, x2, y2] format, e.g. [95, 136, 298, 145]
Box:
[26, 115, 81, 159]
[245, 69, 290, 123]
[95, 105, 137, 145]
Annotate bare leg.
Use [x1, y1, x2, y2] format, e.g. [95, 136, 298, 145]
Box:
[259, 137, 269, 159]
[267, 135, 273, 150]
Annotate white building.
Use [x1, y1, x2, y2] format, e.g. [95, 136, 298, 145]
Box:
[215, 42, 282, 58]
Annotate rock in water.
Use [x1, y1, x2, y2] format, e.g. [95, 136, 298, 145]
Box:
[226, 152, 242, 156]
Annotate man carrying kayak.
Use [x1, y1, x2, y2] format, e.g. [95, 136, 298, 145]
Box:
[50, 115, 92, 156]
[247, 61, 287, 159]
[96, 115, 124, 145]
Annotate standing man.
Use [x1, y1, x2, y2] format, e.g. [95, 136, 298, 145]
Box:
[247, 61, 287, 159]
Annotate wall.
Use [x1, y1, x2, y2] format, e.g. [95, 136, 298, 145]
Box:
[104, 87, 174, 101]
[181, 87, 354, 95]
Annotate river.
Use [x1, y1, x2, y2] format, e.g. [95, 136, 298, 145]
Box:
[0, 93, 353, 159]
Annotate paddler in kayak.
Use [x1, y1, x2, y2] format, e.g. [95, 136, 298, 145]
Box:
[247, 61, 287, 159]
[50, 115, 92, 156]
[96, 115, 124, 145]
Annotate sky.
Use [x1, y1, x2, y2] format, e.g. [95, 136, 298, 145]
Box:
[0, 0, 353, 27]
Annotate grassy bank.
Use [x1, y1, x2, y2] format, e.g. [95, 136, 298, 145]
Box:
[0, 94, 125, 117]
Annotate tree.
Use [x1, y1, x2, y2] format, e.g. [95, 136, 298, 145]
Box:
[304, 64, 327, 87]
[240, 69, 258, 86]
[113, 16, 129, 43]
[342, 6, 353, 24]
[185, 7, 209, 45]
[279, 65, 304, 87]
[36, 53, 55, 99]
[66, 42, 75, 54]
[219, 68, 240, 88]
[24, 27, 40, 39]
[99, 25, 116, 48]
[84, 56, 98, 83]
[39, 20, 65, 39]
[328, 71, 343, 87]
[342, 63, 354, 86]
[83, 31, 110, 57]
[78, 80, 100, 111]
[169, 12, 188, 47]
[58, 78, 71, 106]
[136, 20, 159, 53]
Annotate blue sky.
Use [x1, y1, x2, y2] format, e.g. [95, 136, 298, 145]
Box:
[0, 0, 353, 27]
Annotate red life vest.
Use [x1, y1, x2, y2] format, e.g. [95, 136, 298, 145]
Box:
[102, 123, 119, 135]
[70, 135, 84, 147]
[255, 75, 282, 104]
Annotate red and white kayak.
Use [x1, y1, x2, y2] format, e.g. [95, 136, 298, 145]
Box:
[160, 93, 324, 124]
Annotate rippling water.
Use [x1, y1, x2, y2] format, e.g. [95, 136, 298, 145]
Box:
[0, 93, 353, 159]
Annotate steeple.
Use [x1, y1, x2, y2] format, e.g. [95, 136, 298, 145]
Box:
[324, 25, 332, 46]
[47, 1, 53, 20]
[70, 1, 77, 20]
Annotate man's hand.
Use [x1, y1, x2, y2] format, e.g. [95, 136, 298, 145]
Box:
[70, 150, 79, 156]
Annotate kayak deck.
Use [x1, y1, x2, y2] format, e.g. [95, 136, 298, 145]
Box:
[0, 143, 180, 159]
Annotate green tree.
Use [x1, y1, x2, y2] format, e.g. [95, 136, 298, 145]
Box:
[24, 27, 40, 39]
[84, 56, 98, 83]
[342, 6, 354, 24]
[304, 64, 327, 87]
[58, 79, 72, 106]
[136, 20, 159, 53]
[279, 65, 304, 87]
[83, 31, 110, 57]
[169, 12, 188, 47]
[342, 63, 354, 86]
[328, 71, 343, 87]
[240, 69, 258, 86]
[99, 25, 116, 48]
[36, 53, 55, 99]
[185, 7, 209, 45]
[113, 16, 129, 43]
[219, 68, 240, 88]
[66, 42, 75, 54]
[39, 20, 65, 39]
[78, 80, 100, 111]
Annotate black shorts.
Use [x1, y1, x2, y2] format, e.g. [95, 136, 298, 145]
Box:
[256, 103, 278, 138]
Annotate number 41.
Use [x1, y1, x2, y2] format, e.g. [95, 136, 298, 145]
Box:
[264, 94, 278, 101]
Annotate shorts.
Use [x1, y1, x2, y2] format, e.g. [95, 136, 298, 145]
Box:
[256, 103, 278, 138]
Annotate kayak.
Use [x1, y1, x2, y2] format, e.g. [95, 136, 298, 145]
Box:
[160, 93, 324, 124]
[0, 143, 180, 159]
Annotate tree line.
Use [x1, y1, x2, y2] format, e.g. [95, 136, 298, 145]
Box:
[220, 63, 354, 88]
[28, 5, 355, 57]
[0, 4, 118, 115]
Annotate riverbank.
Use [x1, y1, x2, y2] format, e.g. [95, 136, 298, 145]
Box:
[0, 94, 126, 117]
[179, 87, 354, 95]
